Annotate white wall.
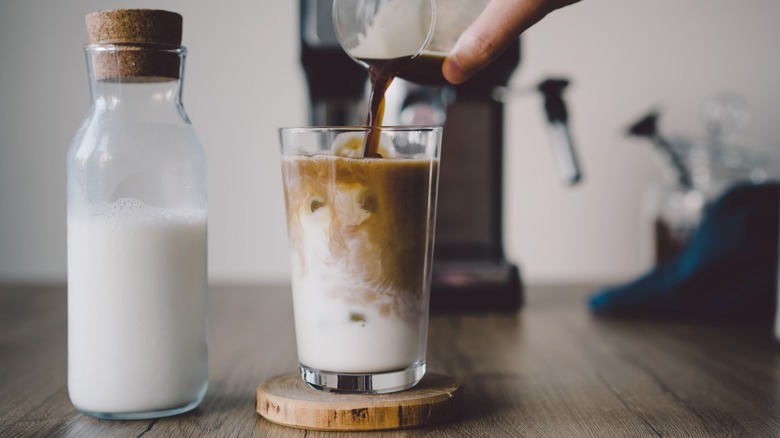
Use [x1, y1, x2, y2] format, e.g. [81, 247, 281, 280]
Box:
[1, 0, 778, 285]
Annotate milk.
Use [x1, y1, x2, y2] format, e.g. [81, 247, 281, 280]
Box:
[291, 247, 427, 374]
[67, 198, 207, 415]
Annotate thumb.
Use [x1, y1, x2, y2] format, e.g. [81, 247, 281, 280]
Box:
[442, 0, 569, 84]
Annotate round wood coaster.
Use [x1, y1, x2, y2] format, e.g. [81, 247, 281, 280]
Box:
[256, 372, 462, 431]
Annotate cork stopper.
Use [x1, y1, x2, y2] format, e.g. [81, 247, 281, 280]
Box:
[85, 9, 183, 82]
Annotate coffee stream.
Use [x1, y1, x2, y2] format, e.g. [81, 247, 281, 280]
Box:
[359, 53, 447, 157]
[360, 56, 413, 158]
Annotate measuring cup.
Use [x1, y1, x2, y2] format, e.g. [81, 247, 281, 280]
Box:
[333, 0, 491, 84]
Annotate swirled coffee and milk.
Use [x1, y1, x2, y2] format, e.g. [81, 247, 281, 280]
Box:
[282, 133, 438, 374]
[283, 1, 445, 378]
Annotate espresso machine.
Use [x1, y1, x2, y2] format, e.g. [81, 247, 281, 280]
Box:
[300, 0, 580, 311]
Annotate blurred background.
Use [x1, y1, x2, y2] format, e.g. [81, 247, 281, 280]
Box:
[1, 0, 778, 286]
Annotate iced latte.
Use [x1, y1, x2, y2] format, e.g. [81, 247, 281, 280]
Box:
[280, 127, 441, 393]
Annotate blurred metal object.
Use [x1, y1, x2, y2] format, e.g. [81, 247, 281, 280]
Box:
[627, 111, 693, 189]
[493, 79, 584, 186]
[539, 79, 582, 185]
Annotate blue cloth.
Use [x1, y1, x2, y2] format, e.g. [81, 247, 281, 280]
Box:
[589, 182, 780, 320]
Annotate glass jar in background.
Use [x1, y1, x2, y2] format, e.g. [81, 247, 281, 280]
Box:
[641, 138, 772, 266]
[638, 95, 774, 267]
[688, 92, 772, 199]
[66, 9, 207, 419]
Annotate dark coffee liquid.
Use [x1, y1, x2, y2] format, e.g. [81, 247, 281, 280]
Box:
[358, 56, 414, 157]
[358, 53, 448, 156]
[396, 53, 447, 86]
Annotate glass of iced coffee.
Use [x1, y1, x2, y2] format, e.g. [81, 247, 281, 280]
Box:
[279, 126, 441, 393]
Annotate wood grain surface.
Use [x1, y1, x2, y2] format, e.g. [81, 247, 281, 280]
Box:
[256, 373, 461, 431]
[2, 284, 780, 437]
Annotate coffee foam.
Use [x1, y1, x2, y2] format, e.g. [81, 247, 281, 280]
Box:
[330, 132, 395, 158]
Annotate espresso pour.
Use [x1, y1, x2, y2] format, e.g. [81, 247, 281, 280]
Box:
[359, 56, 414, 157]
[300, 0, 525, 311]
[360, 52, 451, 156]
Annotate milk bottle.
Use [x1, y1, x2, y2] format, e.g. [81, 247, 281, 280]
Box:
[66, 9, 208, 419]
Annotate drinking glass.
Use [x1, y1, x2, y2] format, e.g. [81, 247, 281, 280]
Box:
[279, 126, 442, 393]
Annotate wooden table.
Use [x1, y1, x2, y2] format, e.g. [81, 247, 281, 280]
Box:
[2, 284, 780, 437]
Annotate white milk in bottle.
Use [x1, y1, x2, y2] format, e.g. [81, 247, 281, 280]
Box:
[67, 9, 208, 419]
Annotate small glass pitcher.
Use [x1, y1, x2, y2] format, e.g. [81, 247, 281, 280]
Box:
[333, 0, 490, 85]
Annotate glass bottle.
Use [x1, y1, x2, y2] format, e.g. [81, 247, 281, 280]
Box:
[66, 9, 207, 419]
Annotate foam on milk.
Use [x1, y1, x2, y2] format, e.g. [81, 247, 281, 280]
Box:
[68, 198, 207, 414]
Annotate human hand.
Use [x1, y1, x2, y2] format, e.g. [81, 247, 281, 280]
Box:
[442, 0, 581, 84]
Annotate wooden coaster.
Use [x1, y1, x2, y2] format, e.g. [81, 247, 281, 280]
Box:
[256, 373, 462, 431]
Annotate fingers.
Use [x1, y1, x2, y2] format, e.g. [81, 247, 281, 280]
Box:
[443, 0, 576, 84]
